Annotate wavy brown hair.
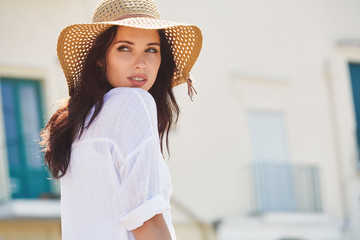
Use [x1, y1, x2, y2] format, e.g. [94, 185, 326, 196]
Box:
[41, 26, 178, 178]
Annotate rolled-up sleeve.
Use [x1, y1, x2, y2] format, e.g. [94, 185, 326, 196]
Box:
[115, 134, 172, 231]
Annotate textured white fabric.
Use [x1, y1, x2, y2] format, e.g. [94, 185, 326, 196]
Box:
[60, 87, 176, 240]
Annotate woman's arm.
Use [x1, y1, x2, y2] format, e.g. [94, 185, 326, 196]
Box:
[132, 214, 172, 240]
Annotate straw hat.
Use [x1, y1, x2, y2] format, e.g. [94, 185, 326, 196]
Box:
[57, 0, 203, 97]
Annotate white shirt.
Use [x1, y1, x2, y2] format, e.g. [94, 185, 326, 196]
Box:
[60, 87, 176, 240]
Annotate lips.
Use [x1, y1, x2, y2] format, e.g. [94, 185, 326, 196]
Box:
[128, 74, 148, 87]
[130, 77, 146, 81]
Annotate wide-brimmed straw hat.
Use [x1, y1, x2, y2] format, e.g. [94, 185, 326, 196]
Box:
[57, 0, 203, 97]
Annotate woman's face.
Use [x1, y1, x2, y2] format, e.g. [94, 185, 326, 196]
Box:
[104, 26, 161, 91]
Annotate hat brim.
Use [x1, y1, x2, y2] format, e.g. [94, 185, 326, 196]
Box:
[57, 17, 202, 96]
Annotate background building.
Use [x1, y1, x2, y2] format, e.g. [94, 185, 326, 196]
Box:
[0, 0, 360, 239]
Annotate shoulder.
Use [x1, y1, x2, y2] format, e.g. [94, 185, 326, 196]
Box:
[100, 87, 158, 135]
[99, 87, 156, 124]
[100, 87, 157, 124]
[78, 88, 159, 156]
[104, 87, 156, 113]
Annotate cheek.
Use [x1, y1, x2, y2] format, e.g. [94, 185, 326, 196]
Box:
[106, 55, 126, 77]
[149, 59, 161, 87]
[153, 57, 161, 74]
[152, 62, 161, 83]
[146, 55, 161, 78]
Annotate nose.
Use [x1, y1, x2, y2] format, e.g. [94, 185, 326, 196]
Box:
[134, 53, 146, 70]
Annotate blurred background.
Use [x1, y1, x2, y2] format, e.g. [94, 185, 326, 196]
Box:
[1, 0, 360, 239]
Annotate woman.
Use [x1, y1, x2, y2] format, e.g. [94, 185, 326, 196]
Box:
[41, 0, 202, 239]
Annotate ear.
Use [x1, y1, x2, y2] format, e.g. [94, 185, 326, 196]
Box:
[96, 59, 104, 67]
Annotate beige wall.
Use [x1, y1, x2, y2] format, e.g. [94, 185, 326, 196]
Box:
[0, 219, 215, 240]
[0, 220, 61, 240]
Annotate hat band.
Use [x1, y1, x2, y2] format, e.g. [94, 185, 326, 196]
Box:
[113, 13, 158, 21]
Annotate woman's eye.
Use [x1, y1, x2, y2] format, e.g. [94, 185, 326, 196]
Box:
[146, 48, 159, 53]
[117, 46, 130, 52]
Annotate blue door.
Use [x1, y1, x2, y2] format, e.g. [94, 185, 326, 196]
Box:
[0, 77, 50, 198]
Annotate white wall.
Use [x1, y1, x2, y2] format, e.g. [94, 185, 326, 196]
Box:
[157, 0, 360, 236]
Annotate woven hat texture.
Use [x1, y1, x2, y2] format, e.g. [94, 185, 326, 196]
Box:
[57, 0, 203, 96]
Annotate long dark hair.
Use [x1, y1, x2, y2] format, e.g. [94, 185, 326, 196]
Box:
[41, 26, 178, 178]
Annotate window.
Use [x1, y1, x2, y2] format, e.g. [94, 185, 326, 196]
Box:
[348, 62, 360, 170]
[0, 77, 50, 198]
[248, 111, 295, 212]
[248, 111, 321, 213]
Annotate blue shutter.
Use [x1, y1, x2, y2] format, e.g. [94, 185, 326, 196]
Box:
[0, 78, 50, 198]
[349, 63, 360, 169]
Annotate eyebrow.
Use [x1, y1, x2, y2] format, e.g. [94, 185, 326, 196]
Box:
[115, 40, 160, 46]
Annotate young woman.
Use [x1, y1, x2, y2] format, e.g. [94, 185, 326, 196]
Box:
[41, 0, 202, 239]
